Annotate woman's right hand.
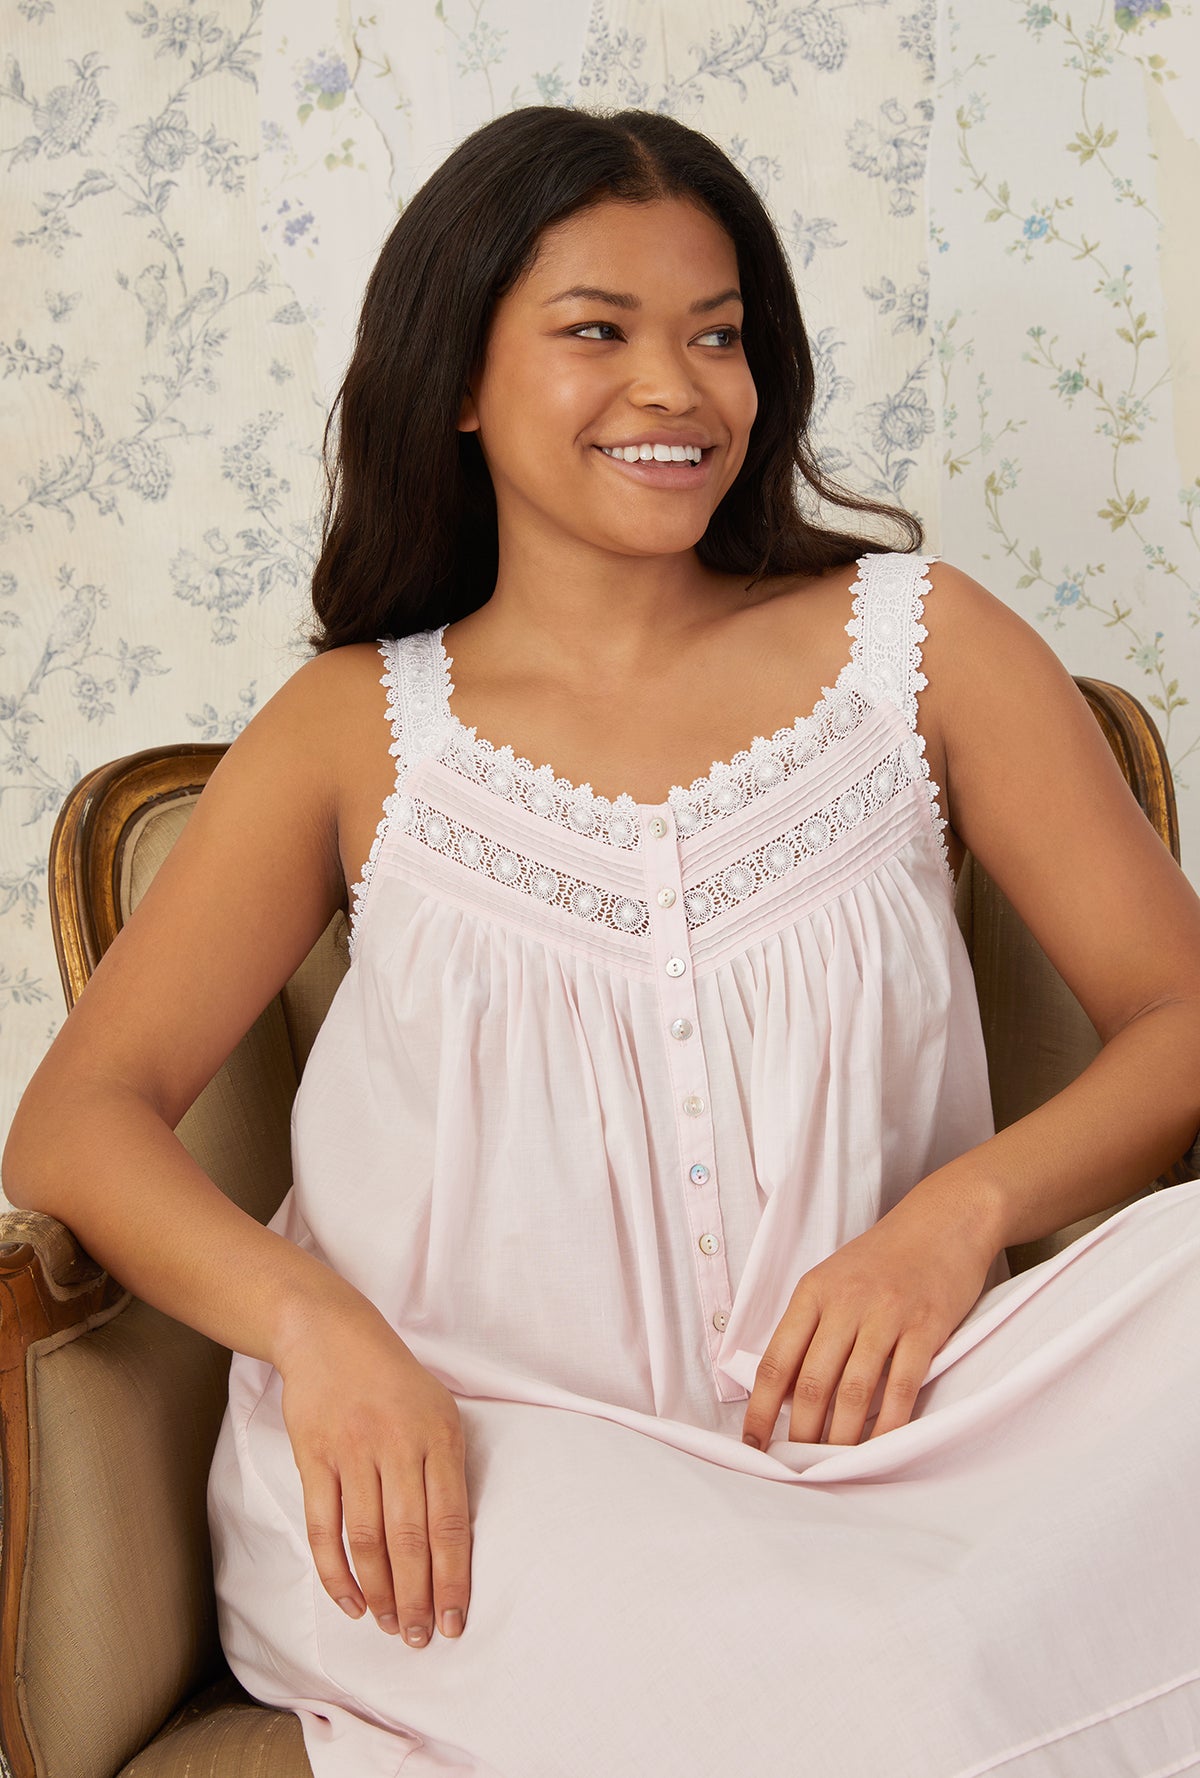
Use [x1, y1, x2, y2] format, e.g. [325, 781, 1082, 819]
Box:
[276, 1297, 472, 1647]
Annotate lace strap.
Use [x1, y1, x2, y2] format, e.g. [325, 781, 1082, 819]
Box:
[396, 627, 455, 761]
[348, 631, 455, 955]
[345, 638, 404, 952]
[845, 550, 951, 879]
[845, 550, 939, 730]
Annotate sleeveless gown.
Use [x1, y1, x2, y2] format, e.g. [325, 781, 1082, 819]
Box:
[207, 550, 1200, 1776]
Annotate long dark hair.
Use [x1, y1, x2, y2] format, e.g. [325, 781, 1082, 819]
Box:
[306, 105, 923, 654]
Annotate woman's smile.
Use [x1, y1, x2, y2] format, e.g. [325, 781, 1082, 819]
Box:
[591, 440, 719, 490]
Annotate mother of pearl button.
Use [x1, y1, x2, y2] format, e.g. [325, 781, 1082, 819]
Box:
[657, 887, 676, 908]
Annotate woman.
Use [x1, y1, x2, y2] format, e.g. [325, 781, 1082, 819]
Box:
[6, 105, 1200, 1777]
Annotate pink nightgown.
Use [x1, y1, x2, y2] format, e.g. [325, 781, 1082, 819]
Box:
[207, 549, 1200, 1777]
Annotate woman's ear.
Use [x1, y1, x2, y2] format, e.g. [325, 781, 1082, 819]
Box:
[457, 383, 480, 433]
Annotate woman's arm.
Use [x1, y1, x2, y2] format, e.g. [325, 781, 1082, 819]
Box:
[915, 560, 1200, 1253]
[2, 651, 481, 1646]
[739, 562, 1200, 1452]
[1, 649, 377, 1364]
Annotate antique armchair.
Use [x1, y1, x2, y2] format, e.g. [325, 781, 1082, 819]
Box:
[0, 677, 1192, 1778]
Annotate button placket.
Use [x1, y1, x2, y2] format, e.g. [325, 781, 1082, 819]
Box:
[642, 804, 740, 1399]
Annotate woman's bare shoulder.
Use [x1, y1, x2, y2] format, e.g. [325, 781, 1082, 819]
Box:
[260, 639, 394, 779]
[923, 558, 1048, 656]
[280, 638, 390, 710]
[268, 638, 425, 931]
[918, 557, 1096, 749]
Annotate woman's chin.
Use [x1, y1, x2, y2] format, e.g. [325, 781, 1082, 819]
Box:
[582, 517, 717, 559]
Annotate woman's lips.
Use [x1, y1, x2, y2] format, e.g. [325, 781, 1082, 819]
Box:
[591, 445, 717, 490]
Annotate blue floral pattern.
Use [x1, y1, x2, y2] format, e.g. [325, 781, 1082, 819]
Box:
[0, 0, 320, 1137]
[929, 0, 1196, 822]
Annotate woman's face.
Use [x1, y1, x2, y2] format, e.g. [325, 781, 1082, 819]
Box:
[458, 195, 758, 564]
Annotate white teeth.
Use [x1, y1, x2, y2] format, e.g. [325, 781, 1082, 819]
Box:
[599, 443, 704, 464]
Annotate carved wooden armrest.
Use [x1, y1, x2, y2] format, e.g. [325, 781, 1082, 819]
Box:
[0, 1208, 128, 1343]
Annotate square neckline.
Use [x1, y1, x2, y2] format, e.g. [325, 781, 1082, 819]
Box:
[431, 562, 877, 816]
[346, 551, 947, 956]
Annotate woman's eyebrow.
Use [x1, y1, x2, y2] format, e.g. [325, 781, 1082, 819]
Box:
[542, 285, 743, 313]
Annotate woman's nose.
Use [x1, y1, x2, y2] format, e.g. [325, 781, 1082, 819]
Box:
[624, 344, 700, 412]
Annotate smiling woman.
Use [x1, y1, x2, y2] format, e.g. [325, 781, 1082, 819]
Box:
[456, 197, 753, 542]
[8, 102, 1200, 1778]
[304, 106, 921, 657]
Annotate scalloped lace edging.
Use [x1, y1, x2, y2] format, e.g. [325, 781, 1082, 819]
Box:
[347, 561, 954, 955]
[437, 645, 885, 847]
[388, 732, 930, 940]
[347, 638, 407, 957]
[845, 551, 951, 882]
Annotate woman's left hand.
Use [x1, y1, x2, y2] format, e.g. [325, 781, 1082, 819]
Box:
[740, 1184, 1000, 1450]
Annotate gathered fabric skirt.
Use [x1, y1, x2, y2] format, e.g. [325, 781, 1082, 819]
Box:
[208, 1179, 1200, 1778]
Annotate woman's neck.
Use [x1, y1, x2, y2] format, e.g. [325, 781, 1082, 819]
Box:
[454, 550, 769, 690]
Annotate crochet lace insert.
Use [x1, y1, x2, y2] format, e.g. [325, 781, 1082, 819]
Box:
[347, 552, 948, 952]
[377, 736, 927, 946]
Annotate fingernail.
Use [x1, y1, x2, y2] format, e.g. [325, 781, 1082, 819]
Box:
[379, 1612, 400, 1634]
[442, 1608, 464, 1637]
[743, 1433, 760, 1449]
[406, 1624, 428, 1646]
[337, 1597, 364, 1618]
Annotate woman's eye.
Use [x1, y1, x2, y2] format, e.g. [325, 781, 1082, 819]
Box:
[565, 321, 736, 344]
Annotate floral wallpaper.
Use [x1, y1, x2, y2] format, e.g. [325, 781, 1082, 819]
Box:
[930, 1, 1200, 800]
[1, 0, 1196, 1174]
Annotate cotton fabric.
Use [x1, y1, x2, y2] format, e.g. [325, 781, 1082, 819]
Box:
[208, 551, 1200, 1776]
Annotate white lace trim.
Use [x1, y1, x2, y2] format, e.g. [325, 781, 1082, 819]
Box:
[394, 795, 652, 935]
[683, 741, 924, 928]
[347, 553, 950, 952]
[376, 738, 924, 941]
[437, 646, 882, 846]
[846, 551, 950, 879]
[347, 637, 407, 954]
